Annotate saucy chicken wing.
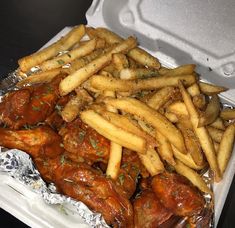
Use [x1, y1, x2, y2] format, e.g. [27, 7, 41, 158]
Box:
[0, 75, 62, 129]
[0, 126, 64, 158]
[151, 172, 205, 217]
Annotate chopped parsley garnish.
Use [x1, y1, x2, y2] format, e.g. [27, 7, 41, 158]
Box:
[57, 59, 65, 65]
[89, 136, 98, 149]
[32, 105, 41, 111]
[60, 154, 65, 165]
[96, 151, 104, 157]
[79, 131, 86, 142]
[67, 53, 71, 58]
[118, 173, 125, 185]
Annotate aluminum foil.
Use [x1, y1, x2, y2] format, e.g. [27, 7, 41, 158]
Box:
[0, 148, 109, 228]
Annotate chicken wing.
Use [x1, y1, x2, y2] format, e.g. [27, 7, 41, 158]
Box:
[0, 75, 63, 129]
[151, 172, 205, 217]
[0, 126, 64, 158]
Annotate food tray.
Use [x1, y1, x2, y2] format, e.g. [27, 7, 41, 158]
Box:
[0, 0, 234, 227]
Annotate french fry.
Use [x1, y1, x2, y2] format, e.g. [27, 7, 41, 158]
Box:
[87, 27, 161, 69]
[16, 68, 66, 87]
[112, 53, 129, 71]
[187, 83, 201, 96]
[171, 145, 206, 170]
[217, 124, 235, 175]
[178, 81, 221, 182]
[147, 86, 176, 110]
[18, 25, 86, 72]
[177, 123, 204, 166]
[209, 117, 225, 130]
[104, 97, 186, 152]
[192, 94, 207, 110]
[61, 89, 93, 122]
[155, 130, 176, 166]
[159, 64, 196, 76]
[164, 111, 179, 123]
[207, 126, 224, 143]
[174, 160, 212, 194]
[220, 108, 235, 120]
[138, 148, 165, 176]
[40, 38, 97, 71]
[120, 68, 158, 80]
[80, 110, 146, 154]
[104, 90, 123, 180]
[198, 95, 220, 127]
[166, 101, 189, 117]
[59, 36, 137, 96]
[199, 81, 228, 95]
[90, 74, 196, 92]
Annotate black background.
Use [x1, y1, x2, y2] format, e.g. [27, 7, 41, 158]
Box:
[0, 0, 234, 227]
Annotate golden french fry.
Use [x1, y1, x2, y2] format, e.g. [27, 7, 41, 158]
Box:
[220, 109, 235, 120]
[80, 110, 146, 154]
[199, 81, 228, 95]
[59, 36, 137, 96]
[174, 160, 212, 194]
[178, 80, 221, 182]
[177, 123, 204, 166]
[18, 25, 86, 72]
[171, 145, 206, 170]
[217, 124, 235, 175]
[119, 68, 158, 80]
[164, 111, 179, 123]
[166, 101, 189, 117]
[209, 117, 225, 130]
[61, 89, 93, 122]
[155, 130, 176, 166]
[192, 94, 207, 110]
[78, 37, 106, 49]
[187, 83, 201, 96]
[90, 74, 196, 92]
[87, 27, 161, 69]
[40, 38, 97, 71]
[159, 64, 196, 76]
[138, 148, 165, 176]
[17, 68, 66, 87]
[198, 95, 220, 127]
[104, 97, 186, 152]
[112, 53, 129, 71]
[104, 90, 123, 180]
[147, 86, 176, 110]
[207, 126, 224, 143]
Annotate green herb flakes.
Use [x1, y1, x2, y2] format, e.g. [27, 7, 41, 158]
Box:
[57, 59, 65, 65]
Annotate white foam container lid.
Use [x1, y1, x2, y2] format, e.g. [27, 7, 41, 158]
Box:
[0, 0, 235, 227]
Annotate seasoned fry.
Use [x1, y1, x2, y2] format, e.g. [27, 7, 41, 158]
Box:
[199, 81, 228, 95]
[217, 124, 235, 175]
[166, 101, 189, 117]
[16, 68, 66, 87]
[147, 86, 176, 110]
[112, 53, 129, 71]
[207, 126, 224, 143]
[220, 108, 235, 120]
[187, 83, 201, 96]
[174, 160, 212, 194]
[59, 36, 137, 96]
[138, 148, 165, 176]
[177, 123, 204, 166]
[171, 145, 206, 170]
[90, 74, 196, 92]
[209, 117, 225, 130]
[18, 25, 86, 72]
[104, 97, 186, 152]
[192, 94, 206, 110]
[104, 90, 123, 180]
[61, 89, 93, 122]
[159, 64, 196, 76]
[120, 68, 158, 80]
[80, 110, 146, 154]
[87, 27, 161, 69]
[155, 130, 176, 166]
[178, 81, 221, 182]
[40, 38, 97, 71]
[198, 95, 220, 127]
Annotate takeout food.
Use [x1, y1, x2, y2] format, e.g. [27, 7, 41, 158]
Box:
[0, 25, 235, 227]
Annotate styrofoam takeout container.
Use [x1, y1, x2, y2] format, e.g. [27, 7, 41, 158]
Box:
[0, 0, 235, 227]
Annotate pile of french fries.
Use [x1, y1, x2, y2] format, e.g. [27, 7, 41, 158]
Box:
[17, 24, 235, 195]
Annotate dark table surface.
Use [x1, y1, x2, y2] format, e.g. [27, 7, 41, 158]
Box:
[0, 0, 234, 227]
